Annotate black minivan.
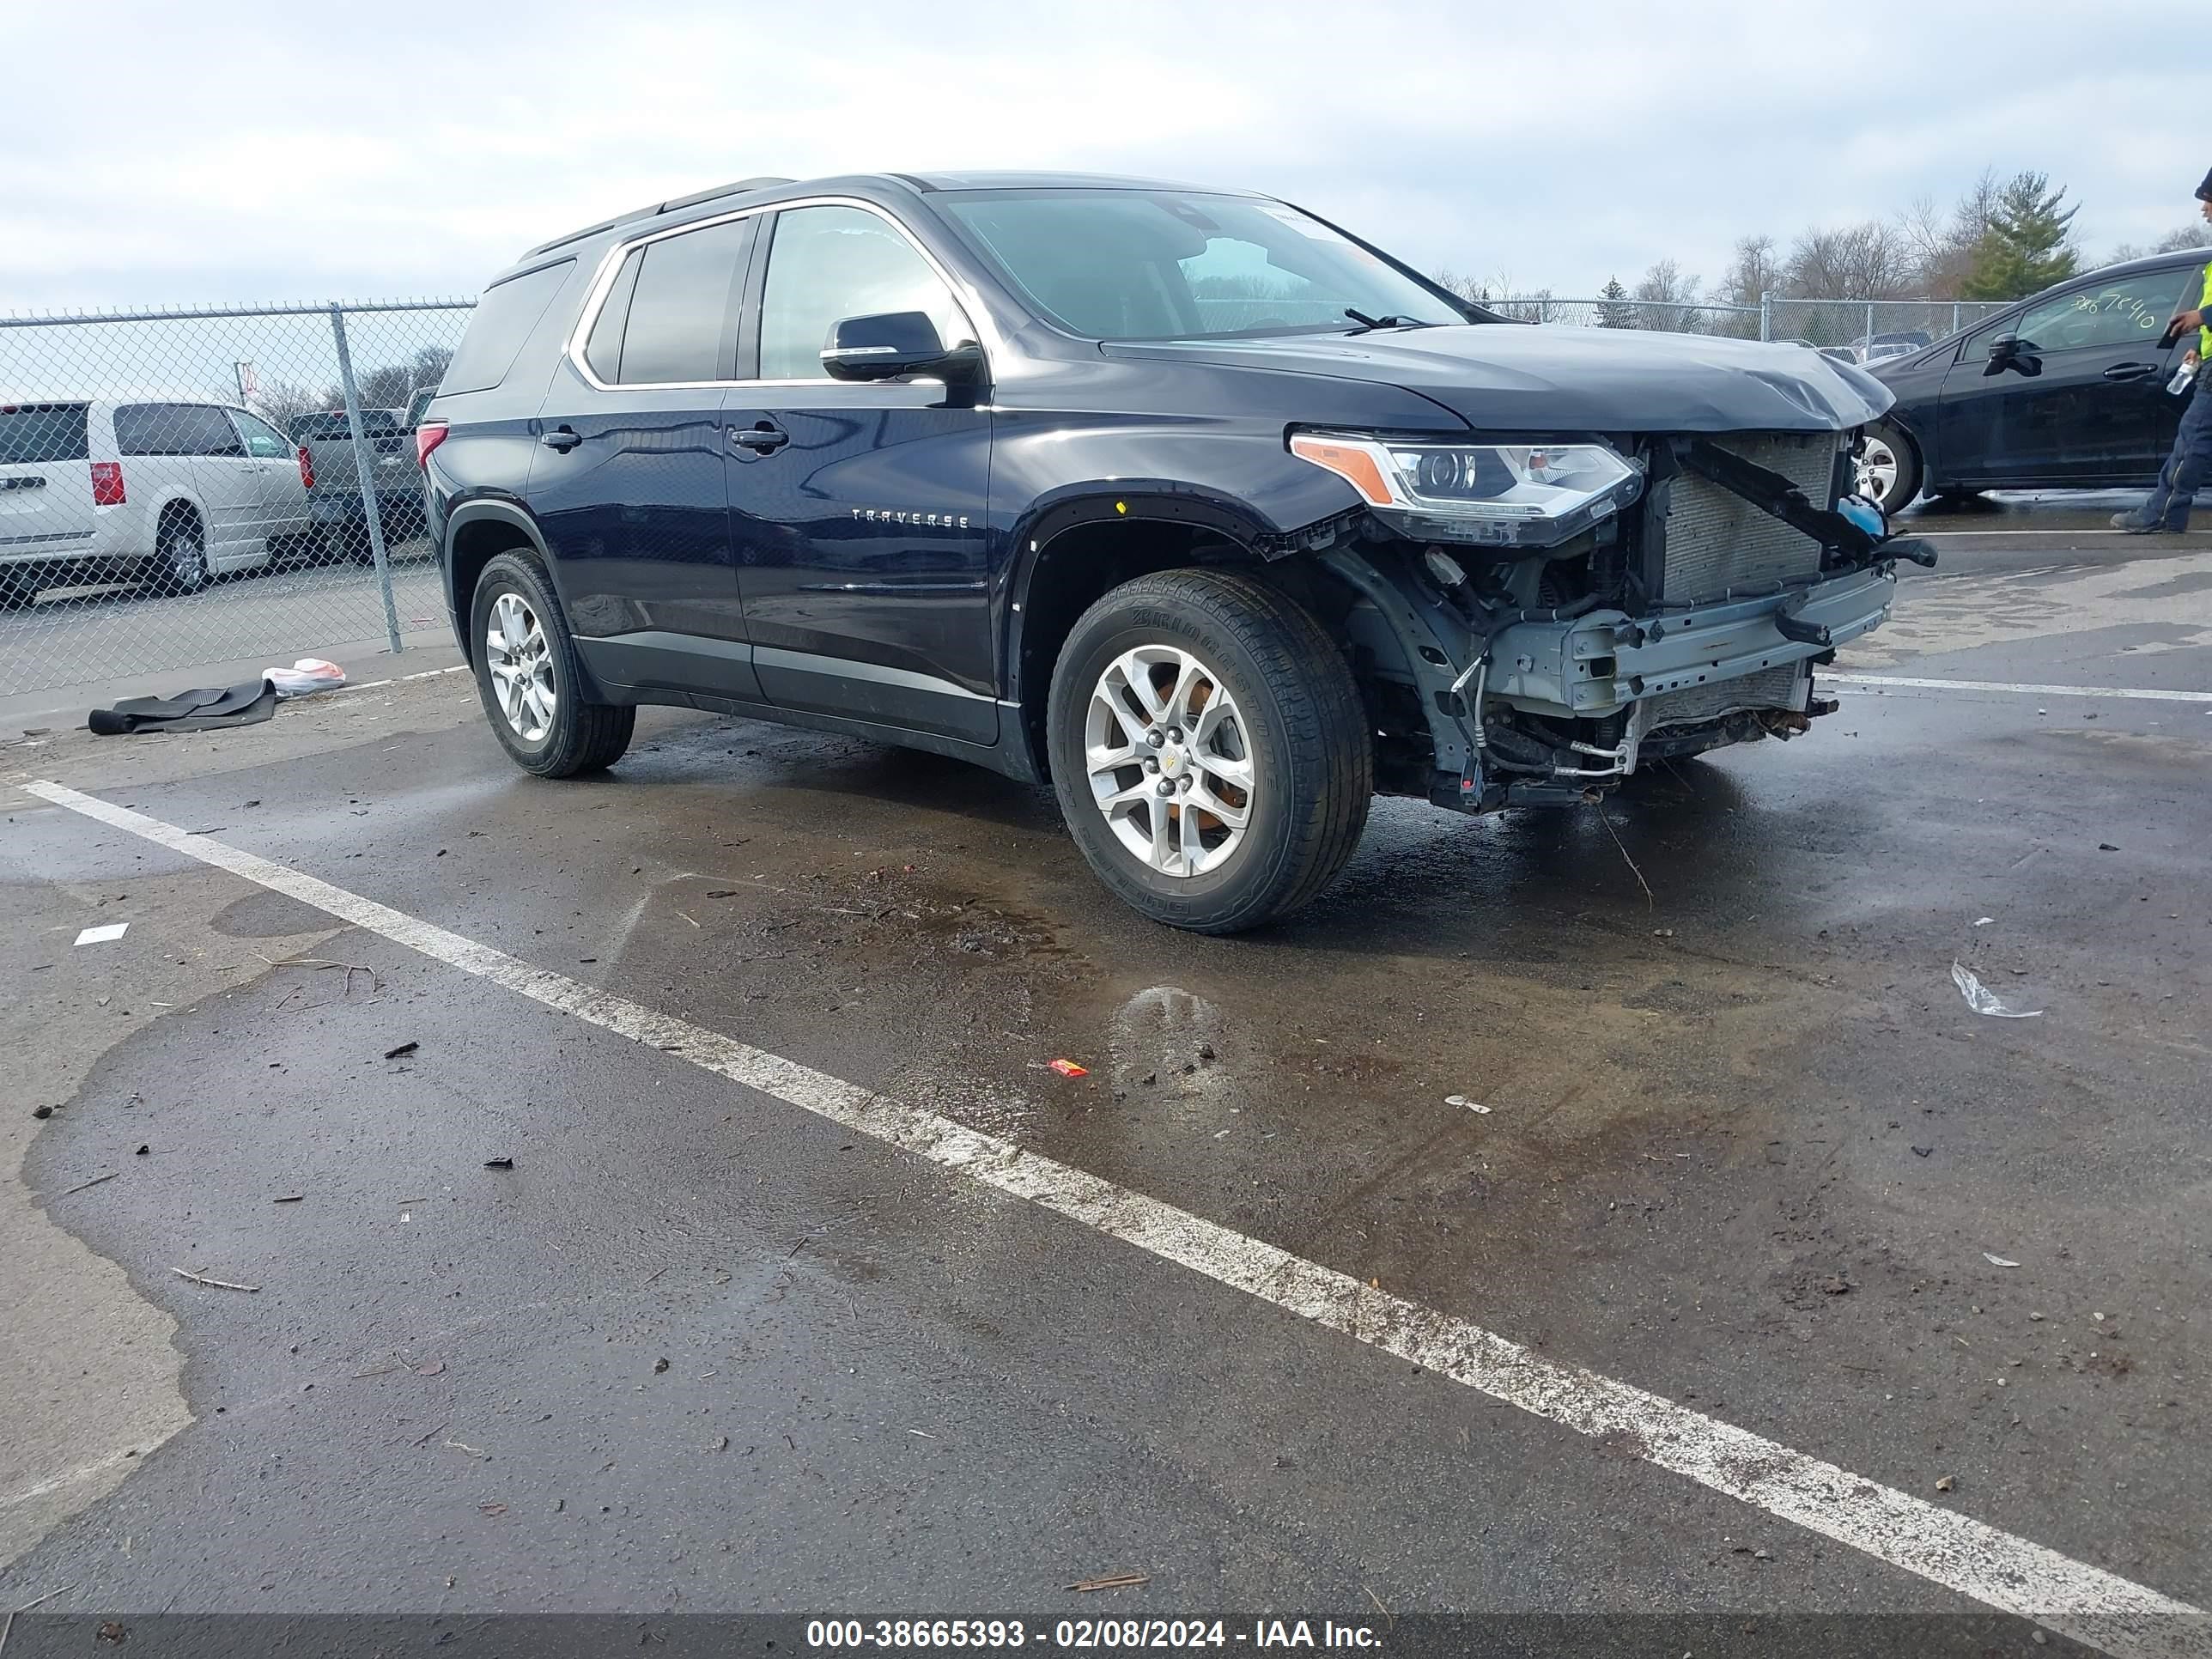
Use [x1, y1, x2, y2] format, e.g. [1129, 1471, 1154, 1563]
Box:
[423, 171, 1905, 933]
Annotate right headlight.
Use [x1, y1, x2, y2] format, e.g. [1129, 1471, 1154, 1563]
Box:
[1290, 432, 1643, 549]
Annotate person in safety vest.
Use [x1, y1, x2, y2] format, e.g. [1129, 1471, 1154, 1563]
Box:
[2113, 168, 2212, 532]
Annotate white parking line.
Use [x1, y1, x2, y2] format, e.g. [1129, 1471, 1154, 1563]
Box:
[20, 777, 2210, 1658]
[1908, 529, 2208, 538]
[1826, 673, 2212, 704]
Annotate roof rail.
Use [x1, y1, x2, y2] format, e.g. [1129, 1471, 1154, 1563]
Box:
[521, 176, 799, 260]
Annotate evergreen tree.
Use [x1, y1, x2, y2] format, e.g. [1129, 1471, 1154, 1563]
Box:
[1595, 276, 1636, 328]
[1960, 172, 2080, 300]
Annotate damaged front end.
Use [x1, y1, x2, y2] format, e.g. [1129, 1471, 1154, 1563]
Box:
[1291, 427, 1932, 811]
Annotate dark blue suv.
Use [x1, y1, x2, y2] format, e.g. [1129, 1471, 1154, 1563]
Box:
[422, 172, 1907, 933]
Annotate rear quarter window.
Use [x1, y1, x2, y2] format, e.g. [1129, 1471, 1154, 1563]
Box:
[0, 403, 90, 465]
[441, 259, 575, 395]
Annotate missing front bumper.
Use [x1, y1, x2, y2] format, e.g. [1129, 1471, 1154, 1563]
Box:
[1485, 563, 1894, 720]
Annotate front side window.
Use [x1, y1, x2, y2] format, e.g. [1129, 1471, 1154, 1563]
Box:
[938, 188, 1466, 341]
[2015, 269, 2199, 353]
[757, 205, 971, 381]
[232, 410, 292, 458]
[115, 403, 245, 458]
[606, 218, 750, 385]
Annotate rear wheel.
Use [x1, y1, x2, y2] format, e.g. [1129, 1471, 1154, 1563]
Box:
[1856, 421, 1922, 516]
[160, 512, 207, 594]
[0, 566, 44, 609]
[469, 551, 635, 777]
[1047, 568, 1371, 933]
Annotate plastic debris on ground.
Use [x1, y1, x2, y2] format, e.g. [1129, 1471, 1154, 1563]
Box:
[1048, 1059, 1089, 1078]
[1950, 961, 2042, 1018]
[265, 658, 347, 698]
[1984, 1253, 2021, 1268]
[1445, 1095, 1492, 1114]
[75, 923, 129, 945]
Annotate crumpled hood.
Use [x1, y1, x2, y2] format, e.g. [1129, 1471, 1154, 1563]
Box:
[1103, 324, 1893, 434]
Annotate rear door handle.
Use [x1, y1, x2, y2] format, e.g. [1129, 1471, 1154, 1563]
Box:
[540, 426, 583, 452]
[731, 422, 789, 454]
[2103, 362, 2160, 381]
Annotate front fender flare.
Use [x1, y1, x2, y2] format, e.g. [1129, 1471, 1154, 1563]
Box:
[999, 478, 1361, 695]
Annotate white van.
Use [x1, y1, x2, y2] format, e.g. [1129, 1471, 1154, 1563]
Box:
[0, 398, 316, 605]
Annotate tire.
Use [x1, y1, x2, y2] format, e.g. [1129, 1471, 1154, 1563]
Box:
[469, 551, 635, 777]
[1046, 568, 1372, 934]
[160, 513, 207, 595]
[1856, 421, 1922, 517]
[0, 567, 42, 609]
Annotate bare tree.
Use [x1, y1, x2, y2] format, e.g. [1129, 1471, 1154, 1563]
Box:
[1632, 258, 1705, 331]
[252, 380, 324, 436]
[2112, 224, 2212, 261]
[1786, 222, 1915, 300]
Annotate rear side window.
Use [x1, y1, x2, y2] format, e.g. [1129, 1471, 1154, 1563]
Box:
[582, 249, 644, 382]
[606, 218, 751, 385]
[0, 403, 89, 465]
[115, 403, 246, 458]
[442, 259, 574, 395]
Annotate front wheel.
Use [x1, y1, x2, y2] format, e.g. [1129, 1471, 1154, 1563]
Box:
[1047, 568, 1372, 933]
[1856, 421, 1922, 517]
[469, 551, 635, 777]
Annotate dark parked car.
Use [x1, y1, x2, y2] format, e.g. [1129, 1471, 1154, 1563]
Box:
[1857, 249, 2210, 514]
[422, 172, 1909, 932]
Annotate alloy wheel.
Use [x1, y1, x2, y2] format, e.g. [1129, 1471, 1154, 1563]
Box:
[1856, 434, 1899, 503]
[486, 590, 556, 744]
[1085, 645, 1254, 877]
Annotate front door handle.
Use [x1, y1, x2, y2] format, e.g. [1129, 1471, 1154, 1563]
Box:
[731, 422, 789, 454]
[540, 426, 583, 452]
[2103, 362, 2161, 381]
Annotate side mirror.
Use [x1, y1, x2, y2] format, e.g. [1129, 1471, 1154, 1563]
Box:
[1982, 333, 2039, 377]
[821, 312, 983, 384]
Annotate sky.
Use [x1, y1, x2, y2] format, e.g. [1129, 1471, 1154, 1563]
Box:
[1, 0, 2206, 316]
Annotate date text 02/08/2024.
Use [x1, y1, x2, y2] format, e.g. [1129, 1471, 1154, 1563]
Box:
[806, 1619, 1385, 1649]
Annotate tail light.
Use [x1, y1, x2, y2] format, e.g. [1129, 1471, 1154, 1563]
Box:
[296, 444, 315, 491]
[415, 421, 448, 470]
[90, 461, 125, 506]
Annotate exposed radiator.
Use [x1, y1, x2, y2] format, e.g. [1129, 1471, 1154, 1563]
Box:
[1661, 433, 1842, 603]
[1644, 663, 1805, 729]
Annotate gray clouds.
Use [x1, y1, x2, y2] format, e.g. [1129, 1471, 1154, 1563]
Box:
[1, 0, 2201, 311]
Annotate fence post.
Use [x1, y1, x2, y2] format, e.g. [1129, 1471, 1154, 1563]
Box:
[1759, 290, 1771, 343]
[328, 302, 404, 656]
[1951, 301, 1961, 336]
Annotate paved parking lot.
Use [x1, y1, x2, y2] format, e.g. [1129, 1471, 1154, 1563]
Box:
[1, 504, 2206, 1655]
[0, 538, 446, 710]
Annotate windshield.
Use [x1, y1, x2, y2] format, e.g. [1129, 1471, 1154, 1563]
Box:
[937, 188, 1468, 341]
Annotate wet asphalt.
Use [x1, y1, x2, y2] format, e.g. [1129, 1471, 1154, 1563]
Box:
[0, 501, 2206, 1636]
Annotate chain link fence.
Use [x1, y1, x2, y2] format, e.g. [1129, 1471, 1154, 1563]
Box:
[1493, 293, 2012, 349]
[0, 299, 475, 701]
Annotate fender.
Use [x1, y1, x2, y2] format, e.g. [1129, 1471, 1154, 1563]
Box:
[998, 477, 1364, 703]
[436, 494, 593, 684]
[440, 496, 552, 611]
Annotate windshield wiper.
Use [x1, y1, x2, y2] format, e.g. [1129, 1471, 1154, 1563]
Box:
[1342, 307, 1435, 335]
